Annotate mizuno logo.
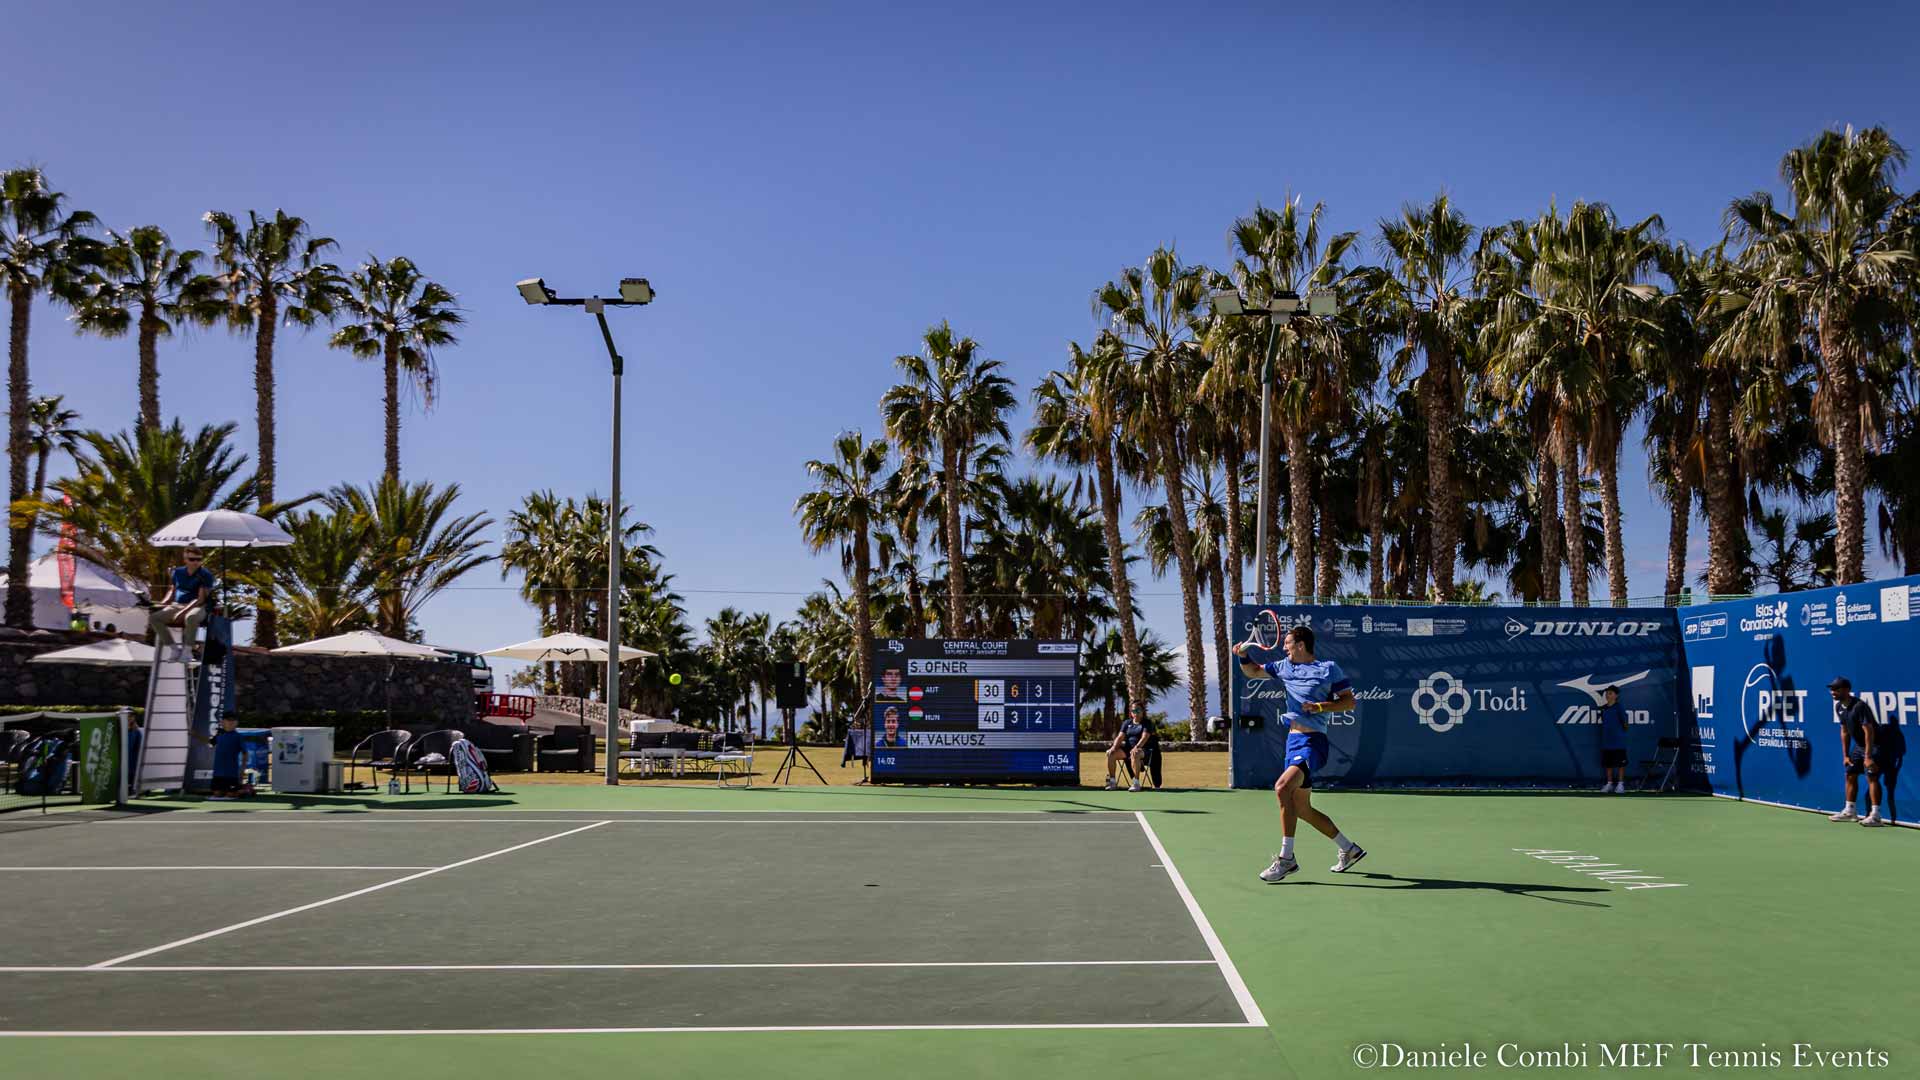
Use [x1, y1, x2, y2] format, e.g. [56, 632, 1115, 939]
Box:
[1557, 670, 1651, 705]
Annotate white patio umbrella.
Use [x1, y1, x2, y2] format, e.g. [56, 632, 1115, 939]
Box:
[274, 631, 452, 728]
[479, 633, 654, 664]
[481, 633, 654, 734]
[29, 638, 156, 666]
[148, 509, 295, 548]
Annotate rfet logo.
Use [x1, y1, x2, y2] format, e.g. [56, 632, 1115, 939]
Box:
[1740, 662, 1808, 735]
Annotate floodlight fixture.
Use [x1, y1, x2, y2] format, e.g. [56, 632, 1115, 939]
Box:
[1209, 290, 1245, 317]
[618, 278, 655, 305]
[516, 277, 556, 305]
[1307, 290, 1338, 317]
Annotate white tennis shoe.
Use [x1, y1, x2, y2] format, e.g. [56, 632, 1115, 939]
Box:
[1258, 855, 1299, 883]
[1331, 845, 1368, 873]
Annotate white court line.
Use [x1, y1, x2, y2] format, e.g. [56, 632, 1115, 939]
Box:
[0, 959, 1218, 974]
[86, 821, 610, 969]
[0, 1022, 1261, 1038]
[0, 866, 434, 872]
[1133, 811, 1267, 1028]
[217, 808, 1136, 815]
[108, 814, 1136, 822]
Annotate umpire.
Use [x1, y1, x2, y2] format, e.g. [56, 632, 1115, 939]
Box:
[1827, 677, 1888, 827]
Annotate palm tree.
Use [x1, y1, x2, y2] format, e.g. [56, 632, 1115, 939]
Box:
[1372, 194, 1477, 600]
[499, 489, 568, 691]
[326, 478, 493, 640]
[796, 431, 890, 697]
[3, 168, 96, 629]
[328, 256, 463, 482]
[69, 225, 214, 432]
[271, 507, 377, 644]
[1096, 246, 1211, 729]
[203, 209, 343, 646]
[1025, 335, 1149, 723]
[1213, 201, 1359, 600]
[881, 323, 1016, 637]
[28, 421, 267, 595]
[27, 395, 81, 508]
[1720, 126, 1916, 584]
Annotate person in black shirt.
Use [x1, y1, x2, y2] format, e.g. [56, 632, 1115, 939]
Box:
[1826, 677, 1886, 827]
[1104, 707, 1155, 792]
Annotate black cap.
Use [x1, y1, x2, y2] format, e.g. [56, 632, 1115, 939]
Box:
[1828, 676, 1852, 691]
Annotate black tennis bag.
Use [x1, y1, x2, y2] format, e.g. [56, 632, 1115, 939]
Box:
[19, 735, 72, 796]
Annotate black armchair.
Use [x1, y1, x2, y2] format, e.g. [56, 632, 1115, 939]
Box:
[537, 725, 595, 773]
[347, 729, 412, 792]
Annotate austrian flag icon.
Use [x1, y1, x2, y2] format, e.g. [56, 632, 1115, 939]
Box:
[908, 686, 924, 701]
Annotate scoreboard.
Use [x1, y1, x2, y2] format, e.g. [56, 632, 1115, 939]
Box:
[869, 639, 1080, 784]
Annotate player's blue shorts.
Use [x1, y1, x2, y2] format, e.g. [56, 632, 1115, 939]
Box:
[1283, 731, 1329, 788]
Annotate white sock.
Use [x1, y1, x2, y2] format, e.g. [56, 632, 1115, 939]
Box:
[1279, 837, 1295, 859]
[1865, 807, 1881, 819]
[1333, 832, 1356, 853]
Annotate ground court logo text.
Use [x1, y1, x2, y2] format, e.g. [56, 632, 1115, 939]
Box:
[1350, 1041, 1888, 1070]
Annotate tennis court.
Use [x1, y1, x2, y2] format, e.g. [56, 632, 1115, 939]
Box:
[1, 786, 1914, 1079]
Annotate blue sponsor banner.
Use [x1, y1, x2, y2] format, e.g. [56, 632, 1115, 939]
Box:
[1677, 576, 1919, 821]
[1228, 604, 1684, 789]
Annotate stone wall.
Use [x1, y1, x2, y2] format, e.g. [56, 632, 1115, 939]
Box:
[0, 633, 473, 722]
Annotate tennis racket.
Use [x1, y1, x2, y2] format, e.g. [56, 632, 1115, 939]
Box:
[1234, 608, 1284, 659]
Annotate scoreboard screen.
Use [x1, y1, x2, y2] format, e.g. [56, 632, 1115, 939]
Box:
[869, 639, 1080, 784]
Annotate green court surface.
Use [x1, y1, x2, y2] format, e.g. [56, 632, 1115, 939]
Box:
[1, 785, 1913, 1079]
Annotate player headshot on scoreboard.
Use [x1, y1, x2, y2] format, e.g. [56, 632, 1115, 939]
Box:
[877, 666, 907, 700]
[881, 705, 903, 746]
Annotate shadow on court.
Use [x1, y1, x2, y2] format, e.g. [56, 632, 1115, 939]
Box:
[756, 784, 1214, 814]
[1292, 871, 1612, 907]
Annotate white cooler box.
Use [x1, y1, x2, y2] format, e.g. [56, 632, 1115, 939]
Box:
[271, 727, 336, 793]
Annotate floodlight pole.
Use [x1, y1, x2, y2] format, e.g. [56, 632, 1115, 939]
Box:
[1253, 315, 1279, 606]
[588, 299, 625, 787]
[519, 277, 654, 786]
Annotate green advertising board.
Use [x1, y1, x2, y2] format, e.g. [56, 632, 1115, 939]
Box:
[77, 713, 121, 805]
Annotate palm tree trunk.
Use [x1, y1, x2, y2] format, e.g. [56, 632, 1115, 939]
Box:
[1093, 440, 1148, 724]
[1411, 518, 1431, 599]
[6, 285, 35, 630]
[1422, 360, 1458, 601]
[1152, 390, 1208, 731]
[1703, 376, 1746, 595]
[1536, 433, 1563, 603]
[1208, 541, 1230, 731]
[253, 292, 280, 647]
[940, 442, 966, 636]
[1597, 431, 1629, 606]
[852, 527, 874, 695]
[384, 333, 402, 483]
[903, 565, 925, 637]
[1221, 433, 1245, 604]
[1286, 424, 1313, 599]
[1558, 415, 1589, 606]
[1663, 473, 1691, 605]
[1366, 439, 1385, 600]
[138, 301, 161, 433]
[1315, 470, 1339, 601]
[1820, 308, 1867, 583]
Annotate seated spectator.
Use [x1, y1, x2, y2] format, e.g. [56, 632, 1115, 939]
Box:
[1104, 708, 1156, 792]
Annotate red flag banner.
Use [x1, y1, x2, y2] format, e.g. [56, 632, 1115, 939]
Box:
[57, 495, 77, 610]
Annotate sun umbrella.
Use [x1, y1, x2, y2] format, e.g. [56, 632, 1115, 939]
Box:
[29, 639, 156, 667]
[148, 509, 295, 548]
[274, 631, 452, 729]
[479, 633, 654, 664]
[481, 634, 654, 736]
[273, 631, 448, 660]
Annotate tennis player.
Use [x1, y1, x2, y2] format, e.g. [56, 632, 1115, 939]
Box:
[1235, 624, 1364, 882]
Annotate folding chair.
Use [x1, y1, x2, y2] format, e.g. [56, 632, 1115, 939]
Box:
[1637, 737, 1684, 793]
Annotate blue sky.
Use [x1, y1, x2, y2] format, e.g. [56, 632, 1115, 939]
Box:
[10, 2, 1917, 704]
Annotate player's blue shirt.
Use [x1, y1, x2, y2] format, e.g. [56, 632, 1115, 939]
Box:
[1257, 658, 1351, 734]
[209, 730, 247, 779]
[1598, 703, 1628, 750]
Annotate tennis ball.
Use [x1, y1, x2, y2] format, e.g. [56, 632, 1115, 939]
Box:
[668, 673, 682, 685]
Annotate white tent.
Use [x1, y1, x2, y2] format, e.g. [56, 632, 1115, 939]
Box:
[0, 553, 147, 632]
